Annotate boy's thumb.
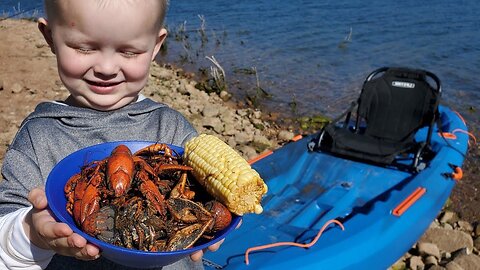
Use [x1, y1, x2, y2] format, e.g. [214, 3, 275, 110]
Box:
[28, 187, 48, 209]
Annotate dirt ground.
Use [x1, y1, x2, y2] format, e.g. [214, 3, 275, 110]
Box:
[1, 19, 478, 225]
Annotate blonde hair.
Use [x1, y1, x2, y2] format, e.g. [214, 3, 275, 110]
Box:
[43, 0, 168, 27]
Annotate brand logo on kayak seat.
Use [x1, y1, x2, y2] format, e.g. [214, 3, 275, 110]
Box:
[392, 81, 415, 88]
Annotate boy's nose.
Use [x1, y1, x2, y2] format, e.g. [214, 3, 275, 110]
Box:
[93, 56, 119, 77]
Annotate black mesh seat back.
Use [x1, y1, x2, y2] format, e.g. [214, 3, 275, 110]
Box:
[358, 68, 438, 143]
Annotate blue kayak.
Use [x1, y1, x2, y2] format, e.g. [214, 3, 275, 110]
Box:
[203, 105, 469, 269]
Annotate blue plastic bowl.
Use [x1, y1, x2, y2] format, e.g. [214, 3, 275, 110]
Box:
[45, 141, 241, 268]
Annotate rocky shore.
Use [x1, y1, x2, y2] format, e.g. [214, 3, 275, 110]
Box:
[1, 19, 479, 270]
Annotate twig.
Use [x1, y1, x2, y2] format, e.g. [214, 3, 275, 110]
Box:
[197, 14, 208, 46]
[253, 67, 260, 89]
[205, 56, 226, 91]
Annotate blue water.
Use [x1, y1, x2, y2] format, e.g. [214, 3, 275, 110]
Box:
[2, 0, 479, 128]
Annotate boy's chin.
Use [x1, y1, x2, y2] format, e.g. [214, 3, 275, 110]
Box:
[65, 95, 139, 111]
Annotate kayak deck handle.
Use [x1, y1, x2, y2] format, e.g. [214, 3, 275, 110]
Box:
[392, 187, 426, 217]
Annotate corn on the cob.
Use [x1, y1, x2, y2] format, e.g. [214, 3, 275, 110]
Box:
[183, 134, 268, 215]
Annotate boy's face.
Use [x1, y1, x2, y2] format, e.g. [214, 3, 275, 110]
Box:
[39, 0, 166, 111]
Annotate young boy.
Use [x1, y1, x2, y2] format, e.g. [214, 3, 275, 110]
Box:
[0, 0, 223, 269]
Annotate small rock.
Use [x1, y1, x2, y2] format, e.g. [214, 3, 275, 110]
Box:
[452, 254, 480, 270]
[10, 83, 23, 94]
[439, 211, 456, 225]
[202, 106, 220, 118]
[184, 83, 197, 95]
[473, 237, 480, 252]
[236, 109, 248, 117]
[424, 255, 438, 266]
[474, 224, 480, 238]
[418, 242, 441, 259]
[219, 90, 231, 101]
[444, 223, 454, 230]
[202, 117, 224, 134]
[234, 132, 252, 145]
[444, 251, 452, 260]
[219, 109, 235, 123]
[188, 102, 204, 115]
[237, 145, 258, 160]
[252, 134, 271, 148]
[251, 118, 265, 128]
[0, 79, 4, 91]
[409, 255, 425, 270]
[430, 221, 441, 229]
[278, 130, 295, 141]
[242, 119, 254, 130]
[420, 227, 474, 253]
[223, 122, 236, 136]
[457, 221, 473, 233]
[226, 136, 237, 149]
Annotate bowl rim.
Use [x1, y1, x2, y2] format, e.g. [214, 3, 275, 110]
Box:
[46, 140, 241, 256]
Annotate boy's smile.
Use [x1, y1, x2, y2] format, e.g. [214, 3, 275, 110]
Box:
[84, 79, 124, 95]
[38, 0, 166, 111]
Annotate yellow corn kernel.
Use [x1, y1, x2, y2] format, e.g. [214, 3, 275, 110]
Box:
[183, 134, 268, 215]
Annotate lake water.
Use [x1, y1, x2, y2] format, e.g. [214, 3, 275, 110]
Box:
[2, 0, 479, 128]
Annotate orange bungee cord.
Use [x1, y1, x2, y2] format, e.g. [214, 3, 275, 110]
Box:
[451, 128, 477, 146]
[244, 219, 345, 265]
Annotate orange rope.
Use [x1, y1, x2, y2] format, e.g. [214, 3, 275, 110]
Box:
[453, 111, 467, 126]
[244, 219, 345, 265]
[452, 129, 477, 146]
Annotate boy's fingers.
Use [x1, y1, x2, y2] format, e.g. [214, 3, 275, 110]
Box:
[190, 250, 203, 262]
[35, 215, 72, 239]
[74, 247, 100, 261]
[189, 238, 226, 262]
[49, 239, 98, 260]
[84, 244, 101, 257]
[207, 238, 224, 252]
[67, 233, 88, 249]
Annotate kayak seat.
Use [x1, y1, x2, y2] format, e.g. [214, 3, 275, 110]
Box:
[308, 67, 441, 171]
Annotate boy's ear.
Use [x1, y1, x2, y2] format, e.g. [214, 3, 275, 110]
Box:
[151, 28, 168, 61]
[38, 18, 55, 54]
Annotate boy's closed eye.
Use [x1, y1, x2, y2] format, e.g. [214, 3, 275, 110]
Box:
[75, 47, 95, 54]
[120, 50, 141, 58]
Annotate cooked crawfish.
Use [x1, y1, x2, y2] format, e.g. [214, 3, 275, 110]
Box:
[64, 143, 232, 252]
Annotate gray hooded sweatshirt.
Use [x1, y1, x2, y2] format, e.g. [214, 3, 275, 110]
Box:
[0, 97, 203, 269]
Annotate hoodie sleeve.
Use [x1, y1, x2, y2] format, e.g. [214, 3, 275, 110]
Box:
[1, 146, 43, 216]
[0, 207, 55, 269]
[0, 128, 55, 268]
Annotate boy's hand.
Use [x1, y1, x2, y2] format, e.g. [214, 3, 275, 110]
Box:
[189, 219, 242, 262]
[24, 187, 100, 261]
[189, 239, 225, 262]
